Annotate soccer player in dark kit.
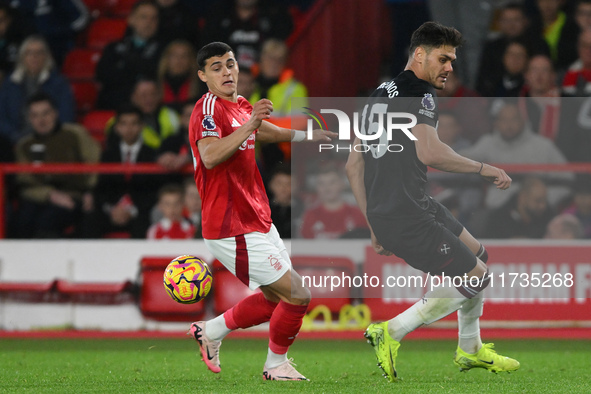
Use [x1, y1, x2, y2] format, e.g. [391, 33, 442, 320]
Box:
[346, 22, 519, 382]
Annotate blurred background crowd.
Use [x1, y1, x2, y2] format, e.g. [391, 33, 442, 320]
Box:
[0, 0, 590, 241]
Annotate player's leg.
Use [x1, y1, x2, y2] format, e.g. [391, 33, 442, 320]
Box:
[366, 216, 489, 382]
[454, 228, 520, 373]
[259, 226, 310, 381]
[457, 228, 486, 354]
[189, 234, 281, 373]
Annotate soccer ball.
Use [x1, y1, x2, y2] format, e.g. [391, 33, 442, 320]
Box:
[163, 255, 212, 304]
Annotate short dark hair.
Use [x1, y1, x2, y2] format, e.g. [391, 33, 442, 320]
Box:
[26, 92, 56, 110]
[131, 0, 158, 14]
[197, 42, 233, 71]
[502, 2, 526, 14]
[158, 183, 184, 200]
[116, 103, 143, 121]
[409, 22, 463, 54]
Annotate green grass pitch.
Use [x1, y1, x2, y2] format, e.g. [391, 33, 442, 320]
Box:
[1, 337, 590, 393]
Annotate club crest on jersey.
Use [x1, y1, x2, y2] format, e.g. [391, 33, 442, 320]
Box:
[421, 93, 436, 111]
[202, 115, 216, 131]
[437, 242, 452, 256]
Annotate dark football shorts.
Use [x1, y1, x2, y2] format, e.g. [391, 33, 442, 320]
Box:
[369, 198, 477, 277]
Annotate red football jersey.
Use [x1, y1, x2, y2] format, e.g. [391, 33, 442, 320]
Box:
[300, 203, 368, 239]
[189, 92, 272, 239]
[146, 218, 195, 239]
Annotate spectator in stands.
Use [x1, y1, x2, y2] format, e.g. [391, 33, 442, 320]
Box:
[561, 30, 591, 96]
[529, 0, 579, 71]
[12, 93, 98, 238]
[300, 165, 367, 239]
[250, 39, 308, 177]
[461, 99, 571, 208]
[267, 164, 294, 238]
[84, 105, 159, 239]
[156, 0, 200, 47]
[544, 213, 584, 239]
[552, 0, 591, 73]
[477, 2, 549, 97]
[95, 0, 163, 110]
[519, 54, 561, 141]
[0, 4, 23, 84]
[485, 177, 554, 238]
[562, 176, 591, 238]
[438, 73, 490, 143]
[489, 40, 530, 97]
[429, 0, 494, 89]
[157, 40, 200, 112]
[183, 177, 202, 238]
[156, 98, 192, 185]
[106, 79, 180, 150]
[147, 183, 195, 239]
[436, 111, 471, 152]
[201, 0, 293, 68]
[0, 35, 74, 145]
[10, 0, 89, 66]
[236, 66, 256, 99]
[250, 39, 307, 116]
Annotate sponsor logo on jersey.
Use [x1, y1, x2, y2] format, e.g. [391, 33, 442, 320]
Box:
[421, 93, 436, 110]
[202, 115, 216, 130]
[238, 133, 256, 150]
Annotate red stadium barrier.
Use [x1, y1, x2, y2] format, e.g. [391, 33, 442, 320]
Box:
[1, 162, 589, 240]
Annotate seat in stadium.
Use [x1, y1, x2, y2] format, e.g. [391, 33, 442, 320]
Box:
[86, 18, 127, 50]
[55, 279, 134, 304]
[211, 260, 259, 315]
[81, 110, 114, 144]
[290, 256, 356, 313]
[139, 256, 205, 321]
[62, 49, 101, 80]
[71, 81, 98, 114]
[0, 280, 57, 302]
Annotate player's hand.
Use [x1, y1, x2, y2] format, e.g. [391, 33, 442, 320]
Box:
[309, 128, 338, 142]
[248, 99, 273, 129]
[480, 163, 512, 190]
[372, 231, 393, 256]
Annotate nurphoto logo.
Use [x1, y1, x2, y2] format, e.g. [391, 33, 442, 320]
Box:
[303, 104, 417, 157]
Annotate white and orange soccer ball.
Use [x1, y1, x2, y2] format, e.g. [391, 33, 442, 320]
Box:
[163, 255, 212, 304]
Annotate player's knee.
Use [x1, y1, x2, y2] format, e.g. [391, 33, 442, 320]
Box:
[292, 286, 311, 306]
[477, 244, 488, 264]
[459, 269, 490, 299]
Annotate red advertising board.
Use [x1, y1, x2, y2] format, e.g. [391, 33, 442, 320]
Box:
[363, 245, 591, 323]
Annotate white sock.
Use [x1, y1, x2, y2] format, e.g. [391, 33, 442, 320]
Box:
[204, 314, 232, 341]
[388, 284, 468, 342]
[458, 292, 484, 354]
[265, 347, 288, 369]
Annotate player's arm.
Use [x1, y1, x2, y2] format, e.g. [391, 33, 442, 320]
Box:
[413, 123, 512, 190]
[197, 100, 273, 169]
[257, 119, 337, 143]
[345, 138, 392, 256]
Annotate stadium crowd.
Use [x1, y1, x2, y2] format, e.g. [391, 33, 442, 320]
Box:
[0, 0, 590, 240]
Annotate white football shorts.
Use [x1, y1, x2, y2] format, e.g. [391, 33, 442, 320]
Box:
[204, 224, 291, 290]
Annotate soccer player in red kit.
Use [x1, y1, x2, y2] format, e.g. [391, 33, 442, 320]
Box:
[187, 42, 335, 381]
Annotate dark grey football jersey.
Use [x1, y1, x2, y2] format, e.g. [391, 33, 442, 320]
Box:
[362, 70, 439, 219]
